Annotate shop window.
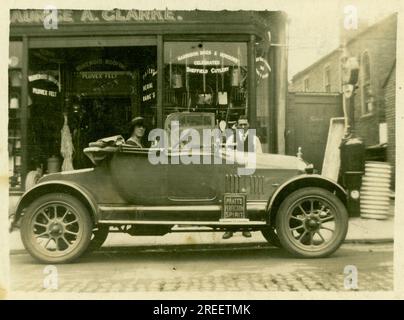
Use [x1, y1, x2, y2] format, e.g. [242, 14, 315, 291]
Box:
[324, 65, 331, 92]
[361, 51, 373, 114]
[304, 77, 310, 92]
[27, 48, 63, 174]
[164, 42, 248, 125]
[9, 41, 23, 190]
[27, 46, 157, 171]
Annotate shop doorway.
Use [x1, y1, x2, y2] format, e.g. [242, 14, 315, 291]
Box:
[27, 45, 157, 171]
[71, 96, 132, 168]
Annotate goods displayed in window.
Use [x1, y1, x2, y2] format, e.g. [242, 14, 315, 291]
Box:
[164, 42, 248, 123]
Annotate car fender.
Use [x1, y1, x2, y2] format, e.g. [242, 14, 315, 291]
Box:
[266, 174, 348, 222]
[11, 180, 99, 231]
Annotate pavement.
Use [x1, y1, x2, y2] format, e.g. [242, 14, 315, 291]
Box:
[9, 243, 393, 293]
[8, 200, 395, 293]
[9, 215, 394, 254]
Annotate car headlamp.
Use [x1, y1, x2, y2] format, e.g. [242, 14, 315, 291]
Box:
[350, 190, 360, 200]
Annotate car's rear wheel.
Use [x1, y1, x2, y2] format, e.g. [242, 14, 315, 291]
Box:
[86, 225, 109, 252]
[20, 193, 92, 264]
[261, 226, 281, 248]
[276, 187, 348, 258]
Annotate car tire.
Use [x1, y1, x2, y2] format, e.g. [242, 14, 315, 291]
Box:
[20, 193, 93, 264]
[276, 187, 348, 258]
[261, 226, 281, 248]
[86, 225, 109, 253]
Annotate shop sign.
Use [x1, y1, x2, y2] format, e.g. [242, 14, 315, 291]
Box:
[32, 87, 57, 97]
[75, 71, 132, 80]
[72, 71, 134, 95]
[10, 9, 181, 25]
[75, 59, 127, 71]
[174, 49, 271, 80]
[142, 67, 157, 104]
[177, 50, 240, 65]
[29, 73, 60, 98]
[255, 57, 271, 80]
[186, 66, 229, 74]
[177, 50, 240, 75]
[29, 73, 60, 88]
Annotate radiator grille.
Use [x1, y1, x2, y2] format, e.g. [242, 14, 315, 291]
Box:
[225, 174, 264, 194]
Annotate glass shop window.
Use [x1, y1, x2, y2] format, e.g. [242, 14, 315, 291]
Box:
[164, 42, 248, 124]
[27, 48, 63, 175]
[9, 41, 23, 190]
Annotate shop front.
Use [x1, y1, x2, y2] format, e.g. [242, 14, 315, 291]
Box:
[8, 9, 287, 199]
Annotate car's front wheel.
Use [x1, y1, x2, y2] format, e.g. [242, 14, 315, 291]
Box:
[261, 226, 281, 248]
[20, 193, 93, 263]
[276, 187, 348, 258]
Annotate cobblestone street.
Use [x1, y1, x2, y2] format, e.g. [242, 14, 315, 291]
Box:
[10, 242, 393, 293]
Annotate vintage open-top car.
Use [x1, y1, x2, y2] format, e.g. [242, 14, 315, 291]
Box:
[11, 112, 349, 263]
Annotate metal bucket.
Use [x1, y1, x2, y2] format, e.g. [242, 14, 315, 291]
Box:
[360, 161, 391, 220]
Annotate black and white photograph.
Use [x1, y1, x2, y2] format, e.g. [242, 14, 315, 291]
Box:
[1, 0, 402, 299]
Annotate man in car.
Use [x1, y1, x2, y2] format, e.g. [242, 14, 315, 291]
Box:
[126, 116, 146, 148]
[225, 115, 263, 153]
[222, 115, 262, 239]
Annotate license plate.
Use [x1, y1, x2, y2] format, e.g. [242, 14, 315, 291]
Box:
[221, 193, 247, 221]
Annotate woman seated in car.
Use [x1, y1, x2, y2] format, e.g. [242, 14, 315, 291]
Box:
[126, 116, 146, 148]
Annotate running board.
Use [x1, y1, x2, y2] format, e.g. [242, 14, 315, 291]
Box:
[98, 220, 267, 226]
[97, 202, 268, 225]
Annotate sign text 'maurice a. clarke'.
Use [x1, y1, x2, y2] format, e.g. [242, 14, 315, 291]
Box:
[10, 9, 181, 24]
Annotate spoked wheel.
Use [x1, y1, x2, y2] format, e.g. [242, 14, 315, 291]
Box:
[86, 225, 109, 253]
[21, 193, 92, 264]
[261, 226, 281, 248]
[276, 187, 348, 258]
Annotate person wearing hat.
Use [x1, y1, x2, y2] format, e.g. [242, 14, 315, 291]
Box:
[222, 115, 262, 240]
[126, 116, 146, 148]
[226, 115, 263, 153]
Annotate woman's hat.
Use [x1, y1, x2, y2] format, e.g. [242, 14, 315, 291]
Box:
[131, 116, 145, 127]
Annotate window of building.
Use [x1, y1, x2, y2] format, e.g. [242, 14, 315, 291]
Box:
[9, 41, 23, 190]
[163, 42, 248, 124]
[27, 46, 157, 170]
[304, 77, 310, 92]
[361, 51, 373, 114]
[324, 65, 331, 92]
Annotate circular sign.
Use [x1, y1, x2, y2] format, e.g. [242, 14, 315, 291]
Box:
[256, 57, 271, 79]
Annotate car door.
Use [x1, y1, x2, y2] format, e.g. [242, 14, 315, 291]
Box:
[109, 149, 167, 205]
[166, 149, 219, 203]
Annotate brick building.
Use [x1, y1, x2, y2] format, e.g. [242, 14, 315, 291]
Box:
[289, 14, 397, 189]
[383, 61, 396, 188]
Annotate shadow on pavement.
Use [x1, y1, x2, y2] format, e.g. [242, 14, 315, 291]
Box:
[78, 243, 291, 263]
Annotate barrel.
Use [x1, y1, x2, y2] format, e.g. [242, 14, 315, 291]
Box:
[360, 161, 392, 220]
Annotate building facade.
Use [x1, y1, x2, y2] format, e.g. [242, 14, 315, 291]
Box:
[289, 14, 397, 189]
[8, 9, 288, 207]
[383, 62, 396, 188]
